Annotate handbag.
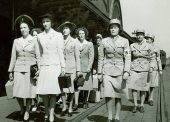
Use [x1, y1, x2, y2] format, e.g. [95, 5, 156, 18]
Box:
[30, 64, 38, 78]
[58, 74, 71, 88]
[30, 64, 38, 84]
[74, 74, 85, 89]
[5, 80, 14, 99]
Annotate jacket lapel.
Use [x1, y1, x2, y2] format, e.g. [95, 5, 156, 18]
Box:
[81, 43, 88, 52]
[139, 44, 146, 51]
[23, 39, 32, 48]
[64, 36, 72, 49]
[105, 38, 116, 51]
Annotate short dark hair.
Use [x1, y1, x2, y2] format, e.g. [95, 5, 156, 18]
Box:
[31, 28, 42, 35]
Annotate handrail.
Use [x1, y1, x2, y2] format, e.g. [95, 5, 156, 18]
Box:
[156, 73, 169, 122]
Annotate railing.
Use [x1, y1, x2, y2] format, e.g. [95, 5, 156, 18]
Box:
[156, 73, 169, 122]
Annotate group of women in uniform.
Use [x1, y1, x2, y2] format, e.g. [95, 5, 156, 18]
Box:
[8, 13, 162, 122]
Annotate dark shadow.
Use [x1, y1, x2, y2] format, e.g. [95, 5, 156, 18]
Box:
[87, 115, 108, 122]
[6, 111, 45, 122]
[54, 105, 80, 116]
[6, 111, 24, 121]
[0, 91, 6, 97]
[128, 99, 143, 104]
[6, 111, 66, 122]
[121, 105, 133, 112]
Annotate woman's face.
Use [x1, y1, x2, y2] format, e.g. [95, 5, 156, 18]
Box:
[136, 33, 144, 42]
[78, 30, 86, 40]
[20, 23, 30, 37]
[42, 18, 52, 30]
[63, 27, 71, 36]
[97, 38, 102, 46]
[146, 37, 153, 44]
[109, 24, 120, 36]
[32, 31, 38, 37]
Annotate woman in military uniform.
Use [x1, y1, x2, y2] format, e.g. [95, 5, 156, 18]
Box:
[145, 34, 162, 106]
[98, 19, 131, 122]
[57, 21, 80, 117]
[8, 15, 40, 121]
[36, 13, 65, 122]
[74, 27, 94, 110]
[128, 30, 154, 113]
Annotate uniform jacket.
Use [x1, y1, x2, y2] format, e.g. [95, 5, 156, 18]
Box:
[98, 35, 131, 76]
[151, 43, 162, 71]
[130, 39, 154, 72]
[79, 40, 94, 73]
[38, 29, 65, 68]
[64, 36, 80, 73]
[8, 35, 40, 72]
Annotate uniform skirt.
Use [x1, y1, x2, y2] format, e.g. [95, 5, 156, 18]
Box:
[62, 73, 76, 93]
[149, 71, 159, 87]
[103, 75, 128, 98]
[128, 71, 150, 91]
[79, 72, 93, 90]
[13, 71, 36, 98]
[36, 65, 61, 95]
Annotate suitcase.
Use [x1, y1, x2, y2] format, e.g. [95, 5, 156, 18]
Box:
[58, 74, 71, 88]
[5, 80, 14, 99]
[88, 90, 100, 103]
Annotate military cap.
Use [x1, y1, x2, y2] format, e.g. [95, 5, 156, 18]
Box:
[109, 18, 121, 26]
[108, 18, 122, 31]
[135, 29, 145, 35]
[96, 34, 103, 39]
[57, 21, 76, 33]
[39, 13, 54, 21]
[145, 33, 155, 40]
[14, 15, 34, 28]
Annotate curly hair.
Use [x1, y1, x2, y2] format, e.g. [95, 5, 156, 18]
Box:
[76, 27, 89, 37]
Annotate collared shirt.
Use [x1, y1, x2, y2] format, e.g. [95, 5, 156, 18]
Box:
[64, 35, 71, 47]
[21, 34, 32, 48]
[79, 39, 88, 49]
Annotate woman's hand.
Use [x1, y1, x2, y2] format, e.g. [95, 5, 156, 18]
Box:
[76, 71, 81, 77]
[98, 74, 102, 82]
[61, 67, 65, 76]
[159, 70, 163, 75]
[123, 72, 130, 80]
[35, 70, 40, 77]
[149, 67, 154, 73]
[9, 72, 13, 81]
[87, 68, 91, 73]
[93, 70, 97, 75]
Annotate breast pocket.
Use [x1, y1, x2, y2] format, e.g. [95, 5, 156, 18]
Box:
[116, 46, 124, 54]
[105, 46, 114, 53]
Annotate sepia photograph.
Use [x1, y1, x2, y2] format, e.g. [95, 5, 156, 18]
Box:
[0, 0, 170, 122]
